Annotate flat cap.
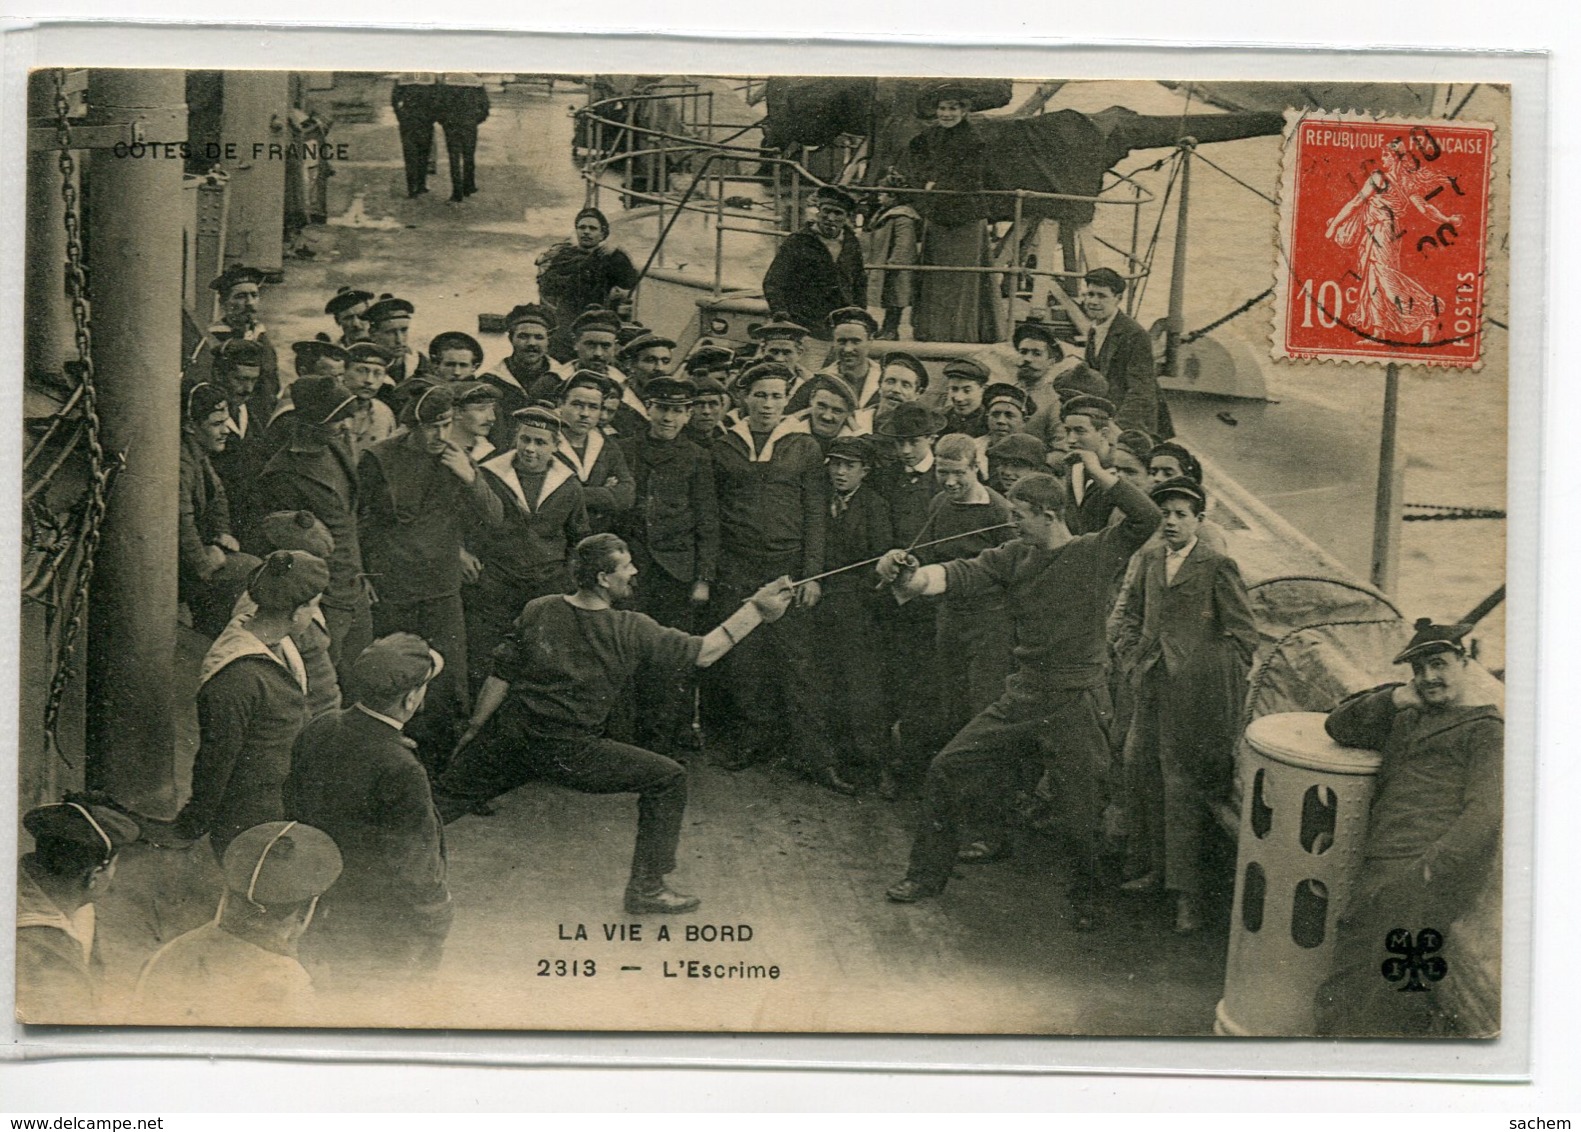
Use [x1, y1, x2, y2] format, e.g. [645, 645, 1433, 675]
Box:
[504, 303, 557, 331]
[988, 432, 1048, 467]
[260, 510, 335, 559]
[1393, 617, 1468, 665]
[750, 313, 811, 343]
[1083, 266, 1127, 296]
[876, 401, 946, 439]
[983, 382, 1031, 414]
[247, 550, 330, 611]
[1149, 475, 1206, 508]
[512, 404, 564, 434]
[827, 306, 878, 336]
[365, 296, 415, 325]
[222, 821, 343, 907]
[290, 376, 360, 426]
[1012, 319, 1063, 351]
[643, 376, 697, 406]
[880, 350, 931, 392]
[797, 372, 857, 411]
[24, 797, 140, 862]
[324, 286, 375, 318]
[428, 331, 484, 362]
[571, 307, 622, 338]
[827, 435, 874, 464]
[209, 263, 266, 295]
[291, 339, 351, 369]
[400, 381, 456, 426]
[1060, 394, 1117, 422]
[348, 632, 444, 707]
[942, 357, 992, 384]
[184, 381, 230, 421]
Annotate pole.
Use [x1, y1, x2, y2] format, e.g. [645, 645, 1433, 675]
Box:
[1165, 140, 1195, 383]
[218, 71, 288, 274]
[1370, 362, 1403, 594]
[83, 69, 188, 806]
[1007, 190, 1025, 336]
[26, 73, 74, 384]
[1127, 181, 1142, 318]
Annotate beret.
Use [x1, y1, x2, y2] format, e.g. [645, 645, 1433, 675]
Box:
[750, 313, 810, 343]
[324, 286, 376, 317]
[428, 331, 484, 362]
[290, 376, 361, 426]
[827, 306, 878, 336]
[575, 206, 611, 234]
[1060, 394, 1117, 422]
[216, 338, 266, 368]
[685, 345, 735, 375]
[184, 381, 230, 421]
[209, 263, 266, 294]
[348, 631, 444, 707]
[512, 405, 564, 434]
[690, 373, 728, 396]
[1148, 441, 1203, 484]
[24, 797, 140, 861]
[451, 380, 502, 405]
[246, 550, 331, 610]
[811, 184, 858, 214]
[260, 510, 335, 558]
[571, 307, 622, 337]
[346, 342, 394, 366]
[400, 381, 456, 426]
[222, 821, 343, 907]
[504, 303, 556, 331]
[620, 331, 677, 359]
[735, 361, 797, 391]
[560, 370, 620, 401]
[1393, 617, 1468, 665]
[983, 382, 1030, 414]
[880, 350, 931, 392]
[876, 401, 946, 439]
[291, 339, 351, 368]
[797, 372, 857, 411]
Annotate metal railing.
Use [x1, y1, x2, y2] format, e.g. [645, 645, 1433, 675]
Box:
[574, 88, 1159, 338]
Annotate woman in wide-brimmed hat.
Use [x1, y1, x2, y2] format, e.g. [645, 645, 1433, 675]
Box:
[901, 82, 1005, 345]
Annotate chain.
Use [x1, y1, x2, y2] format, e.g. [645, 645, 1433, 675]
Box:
[41, 68, 114, 764]
[1403, 502, 1506, 521]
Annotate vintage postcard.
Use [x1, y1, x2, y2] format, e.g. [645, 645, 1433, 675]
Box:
[14, 64, 1517, 1042]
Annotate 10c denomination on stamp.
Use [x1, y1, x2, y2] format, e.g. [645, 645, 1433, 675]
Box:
[1274, 111, 1496, 368]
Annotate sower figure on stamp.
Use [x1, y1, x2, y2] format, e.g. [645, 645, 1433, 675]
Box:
[617, 375, 720, 757]
[878, 459, 1160, 931]
[436, 534, 797, 914]
[1111, 476, 1257, 935]
[1314, 619, 1503, 1037]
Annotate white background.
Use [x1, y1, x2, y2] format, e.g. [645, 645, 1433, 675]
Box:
[1, 0, 1577, 1115]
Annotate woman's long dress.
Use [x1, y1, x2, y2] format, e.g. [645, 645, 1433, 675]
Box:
[904, 120, 1005, 344]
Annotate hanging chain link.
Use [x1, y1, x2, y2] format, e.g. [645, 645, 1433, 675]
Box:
[41, 68, 115, 763]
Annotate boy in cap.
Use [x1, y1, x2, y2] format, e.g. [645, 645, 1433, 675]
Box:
[259, 377, 372, 667]
[556, 371, 637, 533]
[342, 341, 399, 458]
[708, 361, 830, 770]
[872, 401, 948, 787]
[481, 304, 561, 447]
[877, 455, 1161, 929]
[986, 433, 1047, 496]
[180, 382, 264, 638]
[428, 331, 485, 383]
[448, 380, 502, 462]
[1058, 394, 1122, 535]
[438, 534, 796, 914]
[133, 821, 342, 1024]
[1080, 267, 1169, 437]
[188, 264, 280, 407]
[358, 383, 506, 760]
[762, 184, 867, 338]
[325, 286, 375, 347]
[806, 435, 892, 793]
[16, 795, 140, 1023]
[287, 634, 454, 987]
[617, 376, 720, 754]
[167, 551, 330, 856]
[942, 358, 991, 438]
[1313, 620, 1503, 1037]
[467, 406, 591, 690]
[366, 295, 430, 387]
[1111, 477, 1257, 935]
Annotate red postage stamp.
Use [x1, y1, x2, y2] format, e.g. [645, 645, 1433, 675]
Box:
[1273, 111, 1496, 368]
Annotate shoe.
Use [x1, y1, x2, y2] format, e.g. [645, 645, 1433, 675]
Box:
[957, 840, 1011, 864]
[885, 878, 943, 903]
[624, 884, 701, 915]
[1173, 894, 1200, 935]
[1119, 871, 1162, 894]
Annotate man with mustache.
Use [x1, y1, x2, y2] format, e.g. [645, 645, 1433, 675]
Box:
[189, 264, 281, 409]
[480, 304, 560, 451]
[1314, 619, 1503, 1037]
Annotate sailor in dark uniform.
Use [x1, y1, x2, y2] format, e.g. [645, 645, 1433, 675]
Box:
[480, 303, 561, 450]
[433, 73, 489, 202]
[325, 286, 376, 348]
[189, 264, 280, 409]
[392, 73, 440, 198]
[618, 330, 676, 398]
[365, 295, 430, 388]
[208, 337, 277, 554]
[762, 184, 867, 340]
[427, 331, 485, 383]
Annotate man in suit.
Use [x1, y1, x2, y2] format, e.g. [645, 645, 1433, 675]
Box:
[762, 185, 867, 342]
[287, 634, 454, 988]
[259, 377, 371, 667]
[1080, 267, 1171, 438]
[1112, 477, 1257, 935]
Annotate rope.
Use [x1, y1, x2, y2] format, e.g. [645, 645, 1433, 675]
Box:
[1191, 150, 1280, 208]
[1132, 151, 1182, 314]
[1181, 287, 1276, 344]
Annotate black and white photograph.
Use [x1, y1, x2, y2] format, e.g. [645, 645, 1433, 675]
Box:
[13, 63, 1516, 1040]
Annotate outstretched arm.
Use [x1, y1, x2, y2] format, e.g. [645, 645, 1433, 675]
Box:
[696, 578, 796, 667]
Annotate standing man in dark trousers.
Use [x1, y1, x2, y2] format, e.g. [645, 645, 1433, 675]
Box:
[438, 534, 796, 913]
[287, 633, 454, 990]
[466, 406, 590, 692]
[709, 362, 830, 771]
[358, 383, 505, 764]
[762, 184, 867, 341]
[618, 376, 719, 755]
[433, 73, 489, 202]
[259, 377, 371, 668]
[878, 459, 1160, 930]
[1081, 267, 1170, 438]
[392, 73, 439, 198]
